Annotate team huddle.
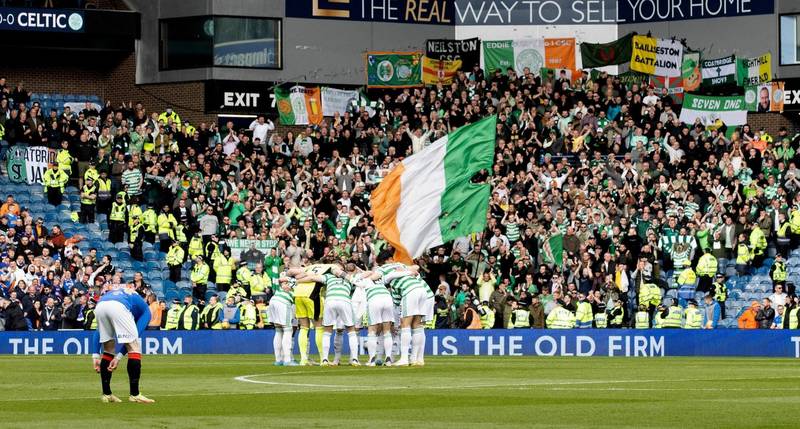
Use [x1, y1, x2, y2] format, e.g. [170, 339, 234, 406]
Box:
[88, 255, 433, 402]
[270, 255, 435, 367]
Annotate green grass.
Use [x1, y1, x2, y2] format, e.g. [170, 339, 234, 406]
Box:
[1, 355, 798, 428]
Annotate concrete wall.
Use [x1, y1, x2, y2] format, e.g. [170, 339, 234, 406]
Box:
[129, 0, 453, 86]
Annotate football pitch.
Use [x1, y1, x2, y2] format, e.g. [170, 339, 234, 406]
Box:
[1, 355, 798, 428]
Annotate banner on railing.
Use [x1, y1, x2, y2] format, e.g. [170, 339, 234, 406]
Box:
[2, 330, 800, 357]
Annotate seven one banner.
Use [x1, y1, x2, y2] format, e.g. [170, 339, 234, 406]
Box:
[679, 94, 747, 126]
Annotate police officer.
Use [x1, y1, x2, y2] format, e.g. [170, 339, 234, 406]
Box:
[608, 299, 625, 328]
[166, 241, 185, 283]
[56, 139, 73, 179]
[163, 299, 183, 330]
[235, 261, 253, 296]
[683, 300, 702, 329]
[79, 177, 97, 224]
[141, 204, 158, 244]
[575, 292, 594, 328]
[546, 300, 576, 329]
[107, 192, 128, 243]
[695, 248, 717, 294]
[129, 215, 144, 261]
[735, 232, 751, 275]
[95, 170, 112, 215]
[239, 299, 258, 330]
[213, 248, 234, 292]
[710, 274, 728, 319]
[188, 234, 204, 262]
[662, 300, 683, 328]
[508, 299, 531, 329]
[479, 300, 495, 329]
[190, 256, 210, 303]
[771, 254, 788, 292]
[634, 305, 650, 329]
[158, 204, 178, 250]
[43, 163, 69, 206]
[249, 263, 271, 300]
[177, 295, 199, 330]
[83, 299, 97, 330]
[200, 295, 223, 329]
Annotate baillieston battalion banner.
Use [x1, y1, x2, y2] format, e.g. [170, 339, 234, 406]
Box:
[366, 52, 422, 88]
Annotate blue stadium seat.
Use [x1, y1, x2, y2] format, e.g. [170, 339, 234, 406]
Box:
[50, 93, 63, 102]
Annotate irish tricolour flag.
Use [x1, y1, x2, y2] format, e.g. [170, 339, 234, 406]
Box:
[371, 115, 496, 263]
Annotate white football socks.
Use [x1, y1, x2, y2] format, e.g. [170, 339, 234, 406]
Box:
[282, 328, 294, 363]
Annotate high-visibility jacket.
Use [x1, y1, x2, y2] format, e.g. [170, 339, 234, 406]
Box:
[84, 167, 99, 184]
[750, 227, 767, 256]
[788, 308, 800, 329]
[511, 309, 531, 328]
[663, 306, 683, 328]
[200, 303, 223, 329]
[790, 209, 800, 234]
[639, 283, 662, 307]
[228, 284, 249, 299]
[128, 204, 142, 223]
[178, 304, 199, 330]
[463, 307, 482, 329]
[236, 266, 253, 287]
[96, 177, 111, 200]
[141, 208, 158, 233]
[166, 245, 185, 266]
[634, 311, 650, 329]
[575, 301, 593, 328]
[129, 222, 142, 243]
[256, 303, 269, 327]
[479, 305, 495, 329]
[713, 282, 727, 302]
[56, 149, 73, 174]
[772, 261, 787, 282]
[696, 253, 718, 276]
[239, 305, 258, 329]
[43, 168, 68, 191]
[188, 237, 204, 259]
[205, 241, 221, 261]
[164, 304, 182, 330]
[110, 201, 127, 222]
[175, 224, 187, 243]
[84, 309, 97, 330]
[594, 312, 608, 328]
[683, 307, 702, 329]
[736, 243, 751, 264]
[546, 307, 576, 329]
[214, 255, 234, 284]
[249, 272, 271, 295]
[190, 262, 209, 285]
[778, 221, 791, 239]
[158, 213, 177, 238]
[608, 307, 625, 326]
[158, 111, 182, 130]
[653, 312, 665, 329]
[80, 184, 97, 205]
[677, 268, 697, 286]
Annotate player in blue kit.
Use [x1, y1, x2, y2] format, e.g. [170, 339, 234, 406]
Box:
[91, 287, 154, 403]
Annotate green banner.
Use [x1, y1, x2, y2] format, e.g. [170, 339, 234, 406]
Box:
[274, 87, 295, 125]
[366, 52, 422, 88]
[6, 144, 27, 183]
[579, 33, 634, 68]
[482, 40, 514, 73]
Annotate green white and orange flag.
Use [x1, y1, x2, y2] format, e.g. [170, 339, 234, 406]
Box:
[371, 115, 496, 264]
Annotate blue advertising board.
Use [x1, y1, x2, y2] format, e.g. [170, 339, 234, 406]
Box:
[2, 330, 800, 357]
[285, 0, 774, 26]
[0, 7, 84, 32]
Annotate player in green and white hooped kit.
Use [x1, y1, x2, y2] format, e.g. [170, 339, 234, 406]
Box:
[348, 265, 394, 367]
[371, 255, 429, 367]
[268, 275, 297, 366]
[296, 265, 360, 366]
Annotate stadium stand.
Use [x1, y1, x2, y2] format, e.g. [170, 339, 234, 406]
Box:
[1, 66, 799, 331]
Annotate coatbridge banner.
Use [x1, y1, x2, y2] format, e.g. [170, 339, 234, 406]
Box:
[3, 330, 800, 357]
[285, 0, 773, 25]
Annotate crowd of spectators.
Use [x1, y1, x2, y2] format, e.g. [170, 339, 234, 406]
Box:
[2, 63, 800, 331]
